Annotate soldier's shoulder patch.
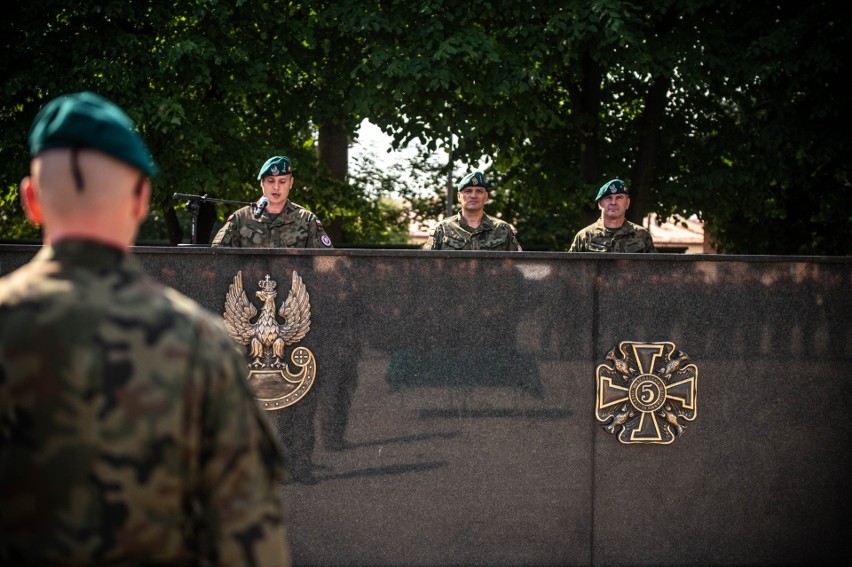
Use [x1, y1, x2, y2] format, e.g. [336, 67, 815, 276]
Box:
[315, 219, 323, 227]
[227, 213, 235, 222]
[321, 234, 332, 247]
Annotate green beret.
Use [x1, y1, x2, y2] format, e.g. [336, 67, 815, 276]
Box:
[257, 156, 293, 179]
[457, 171, 490, 191]
[594, 179, 629, 202]
[28, 91, 157, 176]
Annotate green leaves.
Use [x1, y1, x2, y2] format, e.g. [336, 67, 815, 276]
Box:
[1, 0, 849, 253]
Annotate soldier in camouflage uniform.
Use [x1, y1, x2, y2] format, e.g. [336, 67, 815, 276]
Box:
[423, 171, 522, 251]
[211, 155, 334, 248]
[569, 178, 656, 253]
[0, 91, 291, 566]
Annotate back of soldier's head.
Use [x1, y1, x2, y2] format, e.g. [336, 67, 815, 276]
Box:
[32, 149, 143, 214]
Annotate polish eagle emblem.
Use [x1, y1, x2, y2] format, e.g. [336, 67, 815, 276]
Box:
[223, 271, 316, 410]
[224, 270, 311, 368]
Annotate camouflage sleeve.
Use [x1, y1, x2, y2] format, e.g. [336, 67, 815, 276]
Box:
[194, 318, 291, 566]
[423, 224, 443, 250]
[644, 231, 657, 253]
[306, 215, 334, 248]
[568, 231, 585, 252]
[506, 225, 522, 251]
[211, 213, 239, 247]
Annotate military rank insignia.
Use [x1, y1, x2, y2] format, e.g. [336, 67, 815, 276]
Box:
[595, 341, 697, 444]
[223, 270, 316, 410]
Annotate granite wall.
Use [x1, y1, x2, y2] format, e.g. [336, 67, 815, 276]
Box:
[1, 245, 850, 566]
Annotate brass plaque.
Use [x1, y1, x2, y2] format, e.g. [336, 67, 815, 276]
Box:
[595, 341, 697, 444]
[223, 270, 316, 410]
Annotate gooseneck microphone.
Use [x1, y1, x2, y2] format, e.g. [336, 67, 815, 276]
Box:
[254, 196, 270, 219]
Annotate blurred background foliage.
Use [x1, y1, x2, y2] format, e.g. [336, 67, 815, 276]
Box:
[1, 0, 849, 253]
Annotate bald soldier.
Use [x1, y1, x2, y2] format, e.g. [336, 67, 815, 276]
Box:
[569, 178, 656, 253]
[0, 92, 291, 566]
[211, 155, 334, 248]
[423, 171, 522, 251]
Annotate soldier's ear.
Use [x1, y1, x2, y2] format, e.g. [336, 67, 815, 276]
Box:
[132, 176, 151, 222]
[20, 176, 43, 225]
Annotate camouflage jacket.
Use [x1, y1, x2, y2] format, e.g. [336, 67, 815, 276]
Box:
[569, 219, 657, 253]
[211, 200, 334, 248]
[0, 241, 291, 566]
[423, 213, 522, 251]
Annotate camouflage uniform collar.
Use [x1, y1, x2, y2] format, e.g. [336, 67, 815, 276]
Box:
[268, 200, 303, 225]
[595, 218, 635, 235]
[256, 200, 292, 224]
[457, 212, 495, 233]
[38, 239, 134, 272]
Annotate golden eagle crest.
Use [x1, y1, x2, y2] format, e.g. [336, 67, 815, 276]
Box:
[223, 270, 316, 410]
[595, 341, 698, 445]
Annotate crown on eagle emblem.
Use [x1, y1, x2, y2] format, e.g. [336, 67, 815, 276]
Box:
[259, 275, 277, 292]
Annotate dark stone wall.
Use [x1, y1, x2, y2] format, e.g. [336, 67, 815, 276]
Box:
[2, 245, 851, 566]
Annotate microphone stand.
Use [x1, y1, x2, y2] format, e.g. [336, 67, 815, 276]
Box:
[173, 193, 254, 245]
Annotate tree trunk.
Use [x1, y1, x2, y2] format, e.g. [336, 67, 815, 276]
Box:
[629, 6, 678, 225]
[574, 51, 603, 185]
[567, 50, 604, 225]
[629, 77, 669, 225]
[317, 121, 349, 244]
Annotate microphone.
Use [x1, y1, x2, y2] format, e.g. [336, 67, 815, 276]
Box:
[254, 196, 270, 219]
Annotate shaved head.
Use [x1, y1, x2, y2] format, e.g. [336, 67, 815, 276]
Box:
[23, 148, 150, 248]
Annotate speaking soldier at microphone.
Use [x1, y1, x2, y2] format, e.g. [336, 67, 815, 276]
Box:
[211, 156, 334, 248]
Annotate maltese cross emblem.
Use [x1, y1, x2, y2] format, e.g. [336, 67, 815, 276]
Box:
[596, 341, 698, 444]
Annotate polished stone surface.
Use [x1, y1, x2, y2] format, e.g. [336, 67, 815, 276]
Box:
[2, 245, 850, 566]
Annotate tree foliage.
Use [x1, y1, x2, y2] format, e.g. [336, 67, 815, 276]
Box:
[347, 0, 850, 253]
[0, 0, 388, 245]
[2, 0, 849, 253]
